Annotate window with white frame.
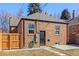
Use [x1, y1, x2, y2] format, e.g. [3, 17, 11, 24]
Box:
[55, 25, 60, 35]
[28, 23, 35, 34]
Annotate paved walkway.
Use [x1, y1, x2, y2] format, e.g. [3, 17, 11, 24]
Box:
[53, 45, 79, 50]
[40, 46, 67, 56]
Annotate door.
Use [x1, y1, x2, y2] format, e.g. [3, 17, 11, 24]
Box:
[40, 31, 46, 46]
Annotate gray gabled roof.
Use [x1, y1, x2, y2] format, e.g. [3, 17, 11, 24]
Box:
[10, 12, 68, 26]
[23, 12, 67, 23]
[67, 17, 79, 25]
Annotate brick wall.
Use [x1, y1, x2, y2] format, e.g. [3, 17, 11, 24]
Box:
[69, 24, 79, 44]
[22, 20, 67, 48]
[17, 20, 24, 48]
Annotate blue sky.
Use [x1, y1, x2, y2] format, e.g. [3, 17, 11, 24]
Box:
[0, 3, 79, 17]
[0, 3, 79, 31]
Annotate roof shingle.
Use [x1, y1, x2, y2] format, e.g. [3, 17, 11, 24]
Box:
[10, 12, 67, 26]
[23, 12, 67, 23]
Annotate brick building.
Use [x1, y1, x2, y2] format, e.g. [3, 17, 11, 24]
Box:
[10, 12, 68, 48]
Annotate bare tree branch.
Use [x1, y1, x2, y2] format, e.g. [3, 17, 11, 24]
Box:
[0, 10, 11, 33]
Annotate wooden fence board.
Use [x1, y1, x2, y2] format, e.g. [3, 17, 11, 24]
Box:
[10, 34, 20, 49]
[2, 34, 9, 50]
[0, 33, 2, 49]
[2, 41, 9, 50]
[0, 33, 20, 50]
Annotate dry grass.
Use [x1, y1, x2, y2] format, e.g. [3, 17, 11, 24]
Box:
[52, 47, 79, 56]
[0, 49, 59, 56]
[65, 49, 79, 56]
[2, 47, 79, 56]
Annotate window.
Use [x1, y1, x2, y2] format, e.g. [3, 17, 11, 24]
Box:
[55, 25, 60, 35]
[28, 23, 35, 34]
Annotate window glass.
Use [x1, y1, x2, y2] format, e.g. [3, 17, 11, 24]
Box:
[28, 23, 35, 34]
[55, 25, 60, 35]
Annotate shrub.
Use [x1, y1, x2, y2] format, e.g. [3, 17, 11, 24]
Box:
[28, 41, 35, 48]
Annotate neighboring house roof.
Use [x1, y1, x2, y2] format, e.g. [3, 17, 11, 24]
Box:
[67, 17, 79, 25]
[10, 16, 21, 26]
[23, 12, 67, 24]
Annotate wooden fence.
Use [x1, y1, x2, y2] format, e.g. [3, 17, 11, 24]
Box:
[0, 33, 20, 50]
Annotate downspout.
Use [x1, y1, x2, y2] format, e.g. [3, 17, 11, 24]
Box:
[23, 20, 25, 48]
[67, 23, 69, 44]
[35, 20, 37, 43]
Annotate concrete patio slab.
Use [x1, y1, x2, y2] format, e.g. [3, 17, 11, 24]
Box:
[52, 44, 79, 50]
